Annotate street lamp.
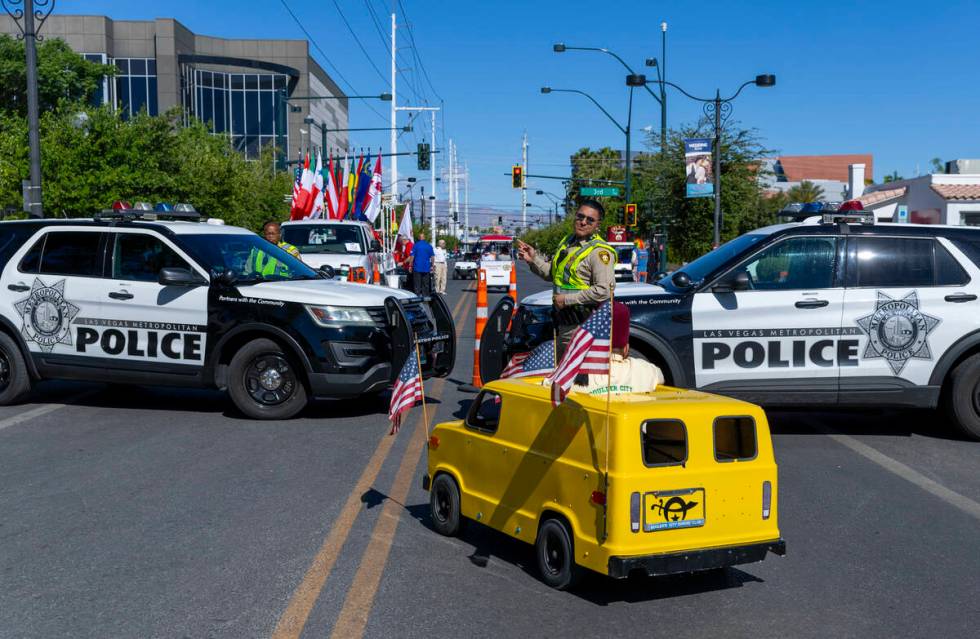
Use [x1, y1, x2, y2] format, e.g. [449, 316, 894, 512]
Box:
[536, 189, 565, 225]
[540, 85, 635, 207]
[630, 73, 776, 247]
[4, 0, 56, 217]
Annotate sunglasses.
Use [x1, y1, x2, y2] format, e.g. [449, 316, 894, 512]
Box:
[575, 213, 598, 224]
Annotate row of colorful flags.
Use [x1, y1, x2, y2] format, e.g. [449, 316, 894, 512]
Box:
[289, 150, 383, 222]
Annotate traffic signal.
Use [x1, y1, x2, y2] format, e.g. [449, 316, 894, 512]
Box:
[625, 203, 637, 227]
[497, 216, 503, 226]
[511, 165, 523, 188]
[417, 143, 430, 170]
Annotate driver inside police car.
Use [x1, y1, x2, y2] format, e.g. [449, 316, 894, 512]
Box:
[516, 199, 616, 359]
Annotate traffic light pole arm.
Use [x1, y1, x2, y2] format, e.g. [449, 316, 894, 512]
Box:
[547, 89, 626, 135]
[504, 172, 624, 185]
[645, 79, 759, 104]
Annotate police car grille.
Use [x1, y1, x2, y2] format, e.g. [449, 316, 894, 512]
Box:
[367, 307, 387, 326]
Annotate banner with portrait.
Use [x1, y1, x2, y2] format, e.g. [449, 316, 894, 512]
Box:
[684, 138, 714, 198]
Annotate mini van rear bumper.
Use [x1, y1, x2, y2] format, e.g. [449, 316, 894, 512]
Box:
[607, 539, 786, 579]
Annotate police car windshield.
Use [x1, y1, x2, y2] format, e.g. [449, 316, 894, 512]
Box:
[281, 224, 365, 254]
[178, 234, 319, 283]
[666, 232, 769, 290]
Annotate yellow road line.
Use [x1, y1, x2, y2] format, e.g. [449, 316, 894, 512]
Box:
[330, 298, 473, 639]
[272, 292, 470, 639]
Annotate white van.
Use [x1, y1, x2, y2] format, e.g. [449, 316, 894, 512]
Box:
[280, 219, 381, 281]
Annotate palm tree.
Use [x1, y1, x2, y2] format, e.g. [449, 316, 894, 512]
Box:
[786, 180, 824, 203]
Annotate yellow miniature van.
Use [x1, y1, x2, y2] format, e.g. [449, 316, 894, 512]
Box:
[423, 378, 785, 589]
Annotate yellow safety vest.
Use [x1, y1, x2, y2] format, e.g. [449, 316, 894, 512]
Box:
[250, 250, 289, 277]
[278, 241, 301, 258]
[551, 234, 615, 291]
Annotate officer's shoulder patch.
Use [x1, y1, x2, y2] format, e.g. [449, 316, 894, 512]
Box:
[598, 250, 611, 265]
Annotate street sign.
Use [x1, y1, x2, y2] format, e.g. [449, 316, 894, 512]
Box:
[896, 204, 909, 224]
[580, 187, 620, 197]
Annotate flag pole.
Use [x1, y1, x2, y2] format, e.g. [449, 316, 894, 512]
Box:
[601, 288, 615, 545]
[415, 340, 430, 449]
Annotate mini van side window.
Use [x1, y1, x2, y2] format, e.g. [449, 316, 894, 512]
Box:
[466, 391, 502, 434]
[19, 231, 105, 277]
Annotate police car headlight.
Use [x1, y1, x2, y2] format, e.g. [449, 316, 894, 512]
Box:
[306, 305, 375, 326]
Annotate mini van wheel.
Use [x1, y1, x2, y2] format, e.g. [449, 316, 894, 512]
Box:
[0, 333, 31, 405]
[535, 518, 583, 590]
[429, 473, 462, 536]
[227, 338, 307, 420]
[943, 353, 980, 441]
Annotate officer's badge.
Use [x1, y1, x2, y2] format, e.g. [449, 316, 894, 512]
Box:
[855, 291, 939, 375]
[14, 278, 80, 353]
[599, 251, 611, 265]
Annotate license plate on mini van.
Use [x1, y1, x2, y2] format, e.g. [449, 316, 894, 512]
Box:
[643, 488, 706, 532]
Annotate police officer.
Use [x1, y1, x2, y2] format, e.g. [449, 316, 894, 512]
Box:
[516, 199, 616, 358]
[263, 220, 301, 258]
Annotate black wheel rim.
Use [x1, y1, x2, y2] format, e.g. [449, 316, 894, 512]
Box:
[0, 349, 10, 391]
[972, 383, 980, 417]
[433, 483, 451, 523]
[543, 528, 565, 576]
[243, 354, 297, 406]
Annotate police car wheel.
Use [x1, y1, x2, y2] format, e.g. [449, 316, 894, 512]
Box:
[943, 353, 980, 441]
[535, 518, 583, 590]
[228, 338, 307, 420]
[0, 333, 30, 405]
[429, 473, 462, 536]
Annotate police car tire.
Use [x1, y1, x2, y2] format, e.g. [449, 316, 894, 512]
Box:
[943, 353, 980, 441]
[429, 473, 462, 536]
[0, 333, 30, 405]
[227, 338, 308, 420]
[535, 518, 583, 590]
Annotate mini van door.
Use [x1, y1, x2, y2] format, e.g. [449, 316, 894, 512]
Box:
[478, 296, 515, 383]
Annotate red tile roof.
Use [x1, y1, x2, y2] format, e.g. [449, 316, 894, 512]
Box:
[859, 187, 906, 207]
[777, 154, 874, 182]
[931, 184, 980, 200]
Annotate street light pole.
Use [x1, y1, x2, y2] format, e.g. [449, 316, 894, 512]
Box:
[628, 73, 776, 247]
[4, 0, 56, 217]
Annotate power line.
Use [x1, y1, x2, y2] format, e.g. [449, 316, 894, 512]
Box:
[396, 0, 443, 102]
[364, 0, 425, 104]
[330, 0, 390, 87]
[278, 0, 387, 124]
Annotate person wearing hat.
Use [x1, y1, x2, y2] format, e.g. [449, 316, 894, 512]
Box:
[572, 302, 664, 396]
[516, 199, 616, 359]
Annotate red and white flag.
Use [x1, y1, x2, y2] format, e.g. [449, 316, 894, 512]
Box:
[547, 301, 612, 407]
[309, 152, 325, 219]
[325, 155, 340, 219]
[363, 154, 384, 223]
[290, 153, 313, 220]
[388, 348, 423, 435]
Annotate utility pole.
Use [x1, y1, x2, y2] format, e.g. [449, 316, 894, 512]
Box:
[389, 12, 398, 203]
[396, 106, 440, 239]
[521, 132, 528, 231]
[661, 21, 668, 151]
[452, 141, 460, 239]
[448, 137, 454, 238]
[464, 160, 469, 242]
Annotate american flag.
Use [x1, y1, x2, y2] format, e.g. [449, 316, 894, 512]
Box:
[501, 340, 555, 379]
[290, 159, 302, 210]
[547, 301, 612, 407]
[389, 348, 423, 435]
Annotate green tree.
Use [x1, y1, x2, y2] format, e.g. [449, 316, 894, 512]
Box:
[0, 35, 114, 115]
[930, 157, 945, 174]
[882, 170, 904, 183]
[0, 104, 291, 228]
[785, 180, 824, 203]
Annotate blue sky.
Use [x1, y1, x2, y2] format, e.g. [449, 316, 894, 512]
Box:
[61, 0, 980, 223]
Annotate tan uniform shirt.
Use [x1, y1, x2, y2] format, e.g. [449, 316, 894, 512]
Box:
[571, 354, 665, 396]
[528, 236, 616, 306]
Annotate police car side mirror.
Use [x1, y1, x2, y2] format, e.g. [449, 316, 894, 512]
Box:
[732, 271, 751, 291]
[318, 264, 336, 279]
[671, 271, 692, 289]
[370, 240, 382, 252]
[158, 267, 207, 287]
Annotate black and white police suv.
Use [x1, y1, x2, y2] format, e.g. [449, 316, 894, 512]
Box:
[0, 211, 455, 419]
[479, 208, 980, 440]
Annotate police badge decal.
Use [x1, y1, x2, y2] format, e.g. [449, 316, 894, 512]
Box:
[855, 291, 940, 375]
[14, 278, 81, 353]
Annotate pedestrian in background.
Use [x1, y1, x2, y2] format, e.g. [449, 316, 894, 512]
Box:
[263, 220, 301, 258]
[433, 239, 448, 294]
[516, 199, 616, 359]
[408, 231, 435, 296]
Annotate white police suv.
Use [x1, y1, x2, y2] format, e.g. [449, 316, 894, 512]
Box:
[0, 211, 454, 419]
[480, 210, 980, 440]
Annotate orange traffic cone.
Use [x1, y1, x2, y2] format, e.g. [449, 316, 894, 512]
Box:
[461, 268, 487, 392]
[507, 262, 518, 303]
[373, 262, 381, 285]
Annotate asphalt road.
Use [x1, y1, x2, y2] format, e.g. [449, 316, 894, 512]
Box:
[1, 262, 978, 638]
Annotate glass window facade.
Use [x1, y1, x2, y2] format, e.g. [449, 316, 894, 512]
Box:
[82, 53, 110, 107]
[184, 67, 288, 158]
[112, 57, 158, 117]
